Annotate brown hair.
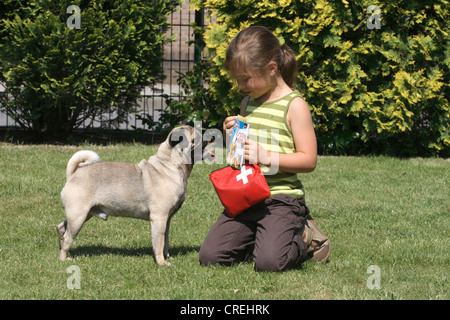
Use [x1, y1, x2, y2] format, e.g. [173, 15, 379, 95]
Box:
[224, 26, 298, 88]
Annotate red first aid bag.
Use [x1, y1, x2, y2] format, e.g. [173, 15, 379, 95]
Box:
[209, 164, 271, 218]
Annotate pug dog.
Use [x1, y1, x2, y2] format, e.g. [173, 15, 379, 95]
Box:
[57, 126, 214, 266]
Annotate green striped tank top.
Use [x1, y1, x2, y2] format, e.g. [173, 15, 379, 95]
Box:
[244, 90, 305, 199]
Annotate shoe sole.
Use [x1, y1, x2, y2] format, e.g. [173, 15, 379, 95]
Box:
[309, 239, 331, 262]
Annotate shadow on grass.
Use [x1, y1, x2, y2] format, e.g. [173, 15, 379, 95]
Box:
[69, 245, 312, 271]
[70, 244, 200, 259]
[1, 127, 166, 146]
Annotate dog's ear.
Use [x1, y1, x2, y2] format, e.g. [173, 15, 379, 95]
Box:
[168, 127, 190, 148]
[168, 132, 182, 148]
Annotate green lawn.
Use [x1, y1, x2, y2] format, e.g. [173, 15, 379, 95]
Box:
[0, 142, 448, 300]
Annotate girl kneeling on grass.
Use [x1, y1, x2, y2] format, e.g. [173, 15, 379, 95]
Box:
[199, 26, 331, 272]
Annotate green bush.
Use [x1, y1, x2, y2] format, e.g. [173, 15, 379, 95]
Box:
[0, 0, 181, 134]
[193, 0, 449, 157]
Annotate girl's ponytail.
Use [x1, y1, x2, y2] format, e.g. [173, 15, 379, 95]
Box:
[279, 44, 298, 88]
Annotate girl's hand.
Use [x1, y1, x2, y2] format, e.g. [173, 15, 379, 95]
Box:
[223, 116, 237, 138]
[244, 139, 271, 166]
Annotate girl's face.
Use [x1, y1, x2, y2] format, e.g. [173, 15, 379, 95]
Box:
[233, 71, 272, 101]
[232, 63, 277, 101]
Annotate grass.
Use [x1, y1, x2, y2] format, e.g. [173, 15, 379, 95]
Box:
[0, 141, 448, 300]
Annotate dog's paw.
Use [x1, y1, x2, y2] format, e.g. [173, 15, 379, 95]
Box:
[162, 260, 172, 267]
[58, 256, 73, 261]
[156, 259, 172, 267]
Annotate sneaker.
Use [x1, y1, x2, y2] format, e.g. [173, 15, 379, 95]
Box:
[304, 219, 331, 262]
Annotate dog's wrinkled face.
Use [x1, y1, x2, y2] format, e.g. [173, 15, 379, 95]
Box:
[168, 126, 215, 164]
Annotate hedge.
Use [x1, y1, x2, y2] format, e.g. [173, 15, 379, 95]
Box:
[192, 0, 449, 157]
[0, 0, 181, 134]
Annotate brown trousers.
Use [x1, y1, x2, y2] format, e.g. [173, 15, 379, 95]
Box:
[199, 194, 312, 272]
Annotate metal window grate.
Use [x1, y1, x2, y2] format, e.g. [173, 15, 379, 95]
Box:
[0, 1, 206, 132]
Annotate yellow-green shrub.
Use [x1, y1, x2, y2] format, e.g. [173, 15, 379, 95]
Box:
[194, 0, 449, 156]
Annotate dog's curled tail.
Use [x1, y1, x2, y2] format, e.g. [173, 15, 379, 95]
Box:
[66, 150, 100, 180]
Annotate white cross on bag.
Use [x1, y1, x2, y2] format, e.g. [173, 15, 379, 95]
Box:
[236, 165, 253, 185]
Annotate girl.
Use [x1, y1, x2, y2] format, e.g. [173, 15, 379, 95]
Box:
[199, 26, 331, 272]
